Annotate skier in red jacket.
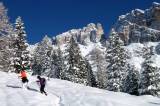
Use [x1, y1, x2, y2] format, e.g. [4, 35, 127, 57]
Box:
[19, 70, 29, 88]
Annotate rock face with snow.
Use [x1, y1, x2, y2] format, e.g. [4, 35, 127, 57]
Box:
[114, 2, 160, 45]
[55, 23, 104, 45]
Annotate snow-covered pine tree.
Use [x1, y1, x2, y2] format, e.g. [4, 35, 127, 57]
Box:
[139, 46, 160, 96]
[85, 59, 97, 87]
[48, 50, 57, 78]
[124, 65, 139, 95]
[31, 59, 42, 75]
[0, 36, 13, 72]
[89, 47, 107, 89]
[32, 43, 43, 75]
[66, 36, 88, 85]
[49, 46, 65, 79]
[44, 49, 52, 77]
[32, 35, 53, 75]
[106, 29, 128, 92]
[0, 2, 15, 72]
[13, 17, 30, 73]
[0, 2, 13, 36]
[56, 46, 65, 79]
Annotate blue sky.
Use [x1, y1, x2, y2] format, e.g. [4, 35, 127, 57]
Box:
[2, 0, 160, 44]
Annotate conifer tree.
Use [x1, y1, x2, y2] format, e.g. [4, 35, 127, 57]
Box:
[89, 47, 107, 89]
[0, 2, 14, 72]
[66, 36, 88, 85]
[106, 29, 128, 92]
[0, 2, 13, 36]
[139, 46, 160, 96]
[13, 17, 30, 73]
[57, 46, 66, 79]
[85, 59, 97, 87]
[124, 65, 139, 95]
[33, 35, 53, 75]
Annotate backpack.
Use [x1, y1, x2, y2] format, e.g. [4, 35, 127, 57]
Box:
[40, 78, 46, 86]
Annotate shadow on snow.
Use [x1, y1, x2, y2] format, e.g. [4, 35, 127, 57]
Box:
[149, 102, 160, 105]
[6, 85, 21, 88]
[6, 85, 39, 92]
[27, 87, 39, 92]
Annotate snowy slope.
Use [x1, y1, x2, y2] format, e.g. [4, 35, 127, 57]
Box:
[1, 71, 160, 106]
[1, 72, 59, 106]
[125, 42, 160, 72]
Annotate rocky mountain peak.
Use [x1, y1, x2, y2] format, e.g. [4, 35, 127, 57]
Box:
[55, 23, 104, 45]
[114, 2, 160, 45]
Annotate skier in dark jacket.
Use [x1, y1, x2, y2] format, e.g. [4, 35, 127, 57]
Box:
[37, 76, 47, 95]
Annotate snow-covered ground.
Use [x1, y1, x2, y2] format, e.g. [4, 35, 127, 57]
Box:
[1, 71, 160, 106]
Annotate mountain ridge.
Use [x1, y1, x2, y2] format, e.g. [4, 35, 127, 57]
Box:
[114, 2, 160, 44]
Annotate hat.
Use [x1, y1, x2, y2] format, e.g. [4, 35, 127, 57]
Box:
[37, 75, 41, 79]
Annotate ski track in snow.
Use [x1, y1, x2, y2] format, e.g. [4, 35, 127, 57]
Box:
[1, 72, 160, 106]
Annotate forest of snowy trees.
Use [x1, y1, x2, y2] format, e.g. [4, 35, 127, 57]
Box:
[1, 2, 160, 97]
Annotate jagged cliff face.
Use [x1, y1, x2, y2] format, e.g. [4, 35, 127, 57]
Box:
[114, 2, 160, 45]
[54, 23, 104, 45]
